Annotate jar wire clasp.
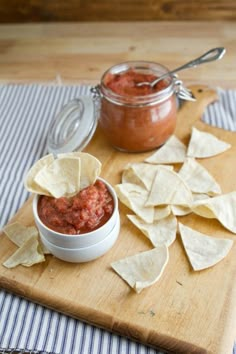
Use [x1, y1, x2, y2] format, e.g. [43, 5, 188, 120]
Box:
[173, 75, 196, 102]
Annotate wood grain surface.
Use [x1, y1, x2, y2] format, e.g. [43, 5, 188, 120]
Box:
[0, 21, 236, 90]
[0, 0, 236, 23]
[0, 86, 236, 354]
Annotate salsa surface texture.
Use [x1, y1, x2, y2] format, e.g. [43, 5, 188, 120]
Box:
[38, 180, 114, 235]
[104, 70, 168, 96]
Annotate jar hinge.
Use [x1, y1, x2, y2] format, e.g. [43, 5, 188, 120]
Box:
[173, 75, 196, 102]
[90, 85, 103, 100]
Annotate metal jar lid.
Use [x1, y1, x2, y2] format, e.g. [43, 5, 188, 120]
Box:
[46, 96, 97, 155]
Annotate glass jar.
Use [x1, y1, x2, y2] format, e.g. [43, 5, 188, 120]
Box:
[47, 61, 193, 155]
[97, 61, 178, 153]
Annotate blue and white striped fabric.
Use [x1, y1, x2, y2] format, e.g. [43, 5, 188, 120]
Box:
[0, 84, 235, 354]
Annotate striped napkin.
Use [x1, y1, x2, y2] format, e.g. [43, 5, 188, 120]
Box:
[0, 84, 235, 354]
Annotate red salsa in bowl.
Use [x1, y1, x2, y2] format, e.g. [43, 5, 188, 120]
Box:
[37, 180, 114, 235]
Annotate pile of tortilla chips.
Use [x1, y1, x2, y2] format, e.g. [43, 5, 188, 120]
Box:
[2, 152, 102, 268]
[112, 127, 234, 293]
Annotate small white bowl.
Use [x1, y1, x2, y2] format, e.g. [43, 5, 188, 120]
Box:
[33, 178, 119, 249]
[39, 215, 120, 263]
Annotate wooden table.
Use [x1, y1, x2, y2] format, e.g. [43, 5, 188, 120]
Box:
[0, 21, 235, 88]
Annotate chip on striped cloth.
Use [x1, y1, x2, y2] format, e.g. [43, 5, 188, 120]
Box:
[24, 154, 54, 196]
[179, 223, 233, 271]
[3, 236, 45, 269]
[192, 191, 236, 233]
[145, 168, 193, 207]
[34, 157, 81, 198]
[145, 135, 187, 164]
[115, 183, 154, 223]
[122, 163, 173, 190]
[111, 245, 169, 293]
[187, 127, 231, 158]
[127, 214, 177, 247]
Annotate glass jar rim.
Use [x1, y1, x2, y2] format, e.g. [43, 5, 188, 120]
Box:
[100, 60, 175, 106]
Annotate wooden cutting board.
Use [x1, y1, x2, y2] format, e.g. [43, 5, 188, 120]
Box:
[0, 85, 236, 354]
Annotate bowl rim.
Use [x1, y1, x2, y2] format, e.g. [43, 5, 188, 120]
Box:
[39, 213, 120, 252]
[33, 177, 118, 238]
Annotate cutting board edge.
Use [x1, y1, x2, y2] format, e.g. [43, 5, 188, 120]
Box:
[0, 275, 209, 354]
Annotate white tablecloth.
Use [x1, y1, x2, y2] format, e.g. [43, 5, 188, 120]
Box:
[0, 84, 235, 354]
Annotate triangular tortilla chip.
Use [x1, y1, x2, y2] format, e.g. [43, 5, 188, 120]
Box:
[192, 192, 236, 233]
[111, 245, 169, 293]
[3, 222, 38, 247]
[154, 205, 171, 220]
[127, 214, 177, 247]
[179, 223, 233, 271]
[146, 168, 193, 207]
[115, 183, 154, 223]
[178, 158, 221, 196]
[3, 236, 45, 268]
[122, 163, 173, 190]
[145, 135, 187, 164]
[187, 127, 231, 158]
[58, 152, 101, 189]
[171, 193, 210, 216]
[24, 154, 54, 195]
[34, 157, 81, 198]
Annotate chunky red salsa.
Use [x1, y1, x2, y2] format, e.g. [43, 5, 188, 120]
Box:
[99, 68, 177, 152]
[104, 70, 168, 96]
[38, 180, 114, 235]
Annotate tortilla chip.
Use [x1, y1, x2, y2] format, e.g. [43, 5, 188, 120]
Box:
[179, 223, 233, 271]
[171, 193, 210, 216]
[145, 168, 193, 207]
[121, 165, 143, 187]
[192, 191, 236, 233]
[58, 152, 101, 189]
[127, 214, 177, 247]
[154, 205, 171, 220]
[187, 127, 231, 158]
[34, 157, 81, 198]
[145, 135, 187, 164]
[111, 245, 169, 293]
[3, 222, 38, 247]
[24, 154, 54, 195]
[3, 236, 45, 269]
[178, 158, 221, 196]
[122, 163, 173, 190]
[115, 183, 154, 223]
[171, 205, 192, 216]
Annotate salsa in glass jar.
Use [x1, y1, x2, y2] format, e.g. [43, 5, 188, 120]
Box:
[98, 61, 178, 153]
